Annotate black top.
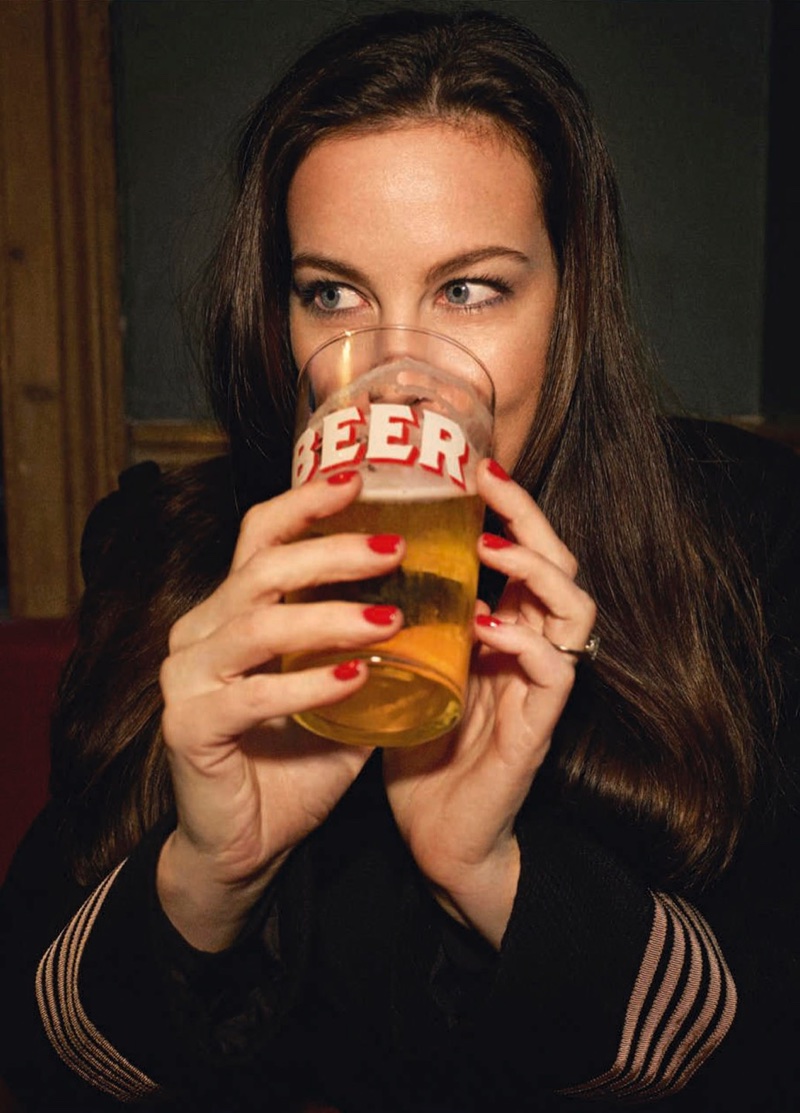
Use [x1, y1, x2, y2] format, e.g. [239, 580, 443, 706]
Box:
[1, 420, 798, 1112]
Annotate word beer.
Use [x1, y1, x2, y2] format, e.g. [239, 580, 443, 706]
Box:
[292, 403, 470, 489]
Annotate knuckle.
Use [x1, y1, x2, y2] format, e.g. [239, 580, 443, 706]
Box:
[241, 673, 274, 711]
[244, 548, 281, 595]
[167, 614, 188, 654]
[239, 503, 267, 546]
[563, 551, 579, 579]
[548, 654, 579, 686]
[159, 654, 177, 695]
[533, 658, 567, 690]
[234, 607, 268, 646]
[556, 665, 579, 690]
[579, 590, 597, 624]
[159, 705, 182, 749]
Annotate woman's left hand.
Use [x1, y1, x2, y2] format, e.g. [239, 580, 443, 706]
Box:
[382, 459, 596, 948]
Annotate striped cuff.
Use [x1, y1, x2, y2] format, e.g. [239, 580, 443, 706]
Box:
[557, 891, 736, 1102]
[35, 862, 161, 1103]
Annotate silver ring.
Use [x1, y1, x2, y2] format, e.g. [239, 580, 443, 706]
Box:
[550, 632, 600, 661]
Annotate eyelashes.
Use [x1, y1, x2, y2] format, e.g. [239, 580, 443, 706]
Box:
[292, 275, 514, 316]
[441, 275, 512, 311]
[292, 280, 365, 316]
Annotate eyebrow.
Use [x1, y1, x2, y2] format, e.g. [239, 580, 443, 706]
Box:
[291, 246, 531, 287]
[425, 247, 531, 283]
[292, 254, 367, 287]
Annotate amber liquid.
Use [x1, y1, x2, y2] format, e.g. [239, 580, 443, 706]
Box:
[283, 493, 483, 746]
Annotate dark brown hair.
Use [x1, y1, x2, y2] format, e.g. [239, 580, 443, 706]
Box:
[54, 7, 773, 887]
[50, 459, 239, 882]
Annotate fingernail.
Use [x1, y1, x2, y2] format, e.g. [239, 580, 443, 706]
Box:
[367, 533, 402, 555]
[333, 659, 362, 680]
[327, 470, 358, 485]
[476, 613, 504, 628]
[363, 604, 399, 626]
[487, 459, 511, 481]
[481, 532, 513, 550]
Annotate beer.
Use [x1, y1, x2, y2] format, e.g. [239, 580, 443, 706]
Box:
[285, 326, 495, 746]
[284, 489, 484, 747]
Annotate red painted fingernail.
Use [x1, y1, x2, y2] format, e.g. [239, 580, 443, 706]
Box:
[327, 470, 358, 485]
[333, 659, 362, 680]
[367, 533, 402, 555]
[476, 613, 504, 628]
[481, 532, 513, 549]
[487, 459, 510, 481]
[363, 604, 399, 626]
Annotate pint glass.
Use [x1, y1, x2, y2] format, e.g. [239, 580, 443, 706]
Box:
[282, 326, 494, 747]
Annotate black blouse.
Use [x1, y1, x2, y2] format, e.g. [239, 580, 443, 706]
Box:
[1, 420, 798, 1112]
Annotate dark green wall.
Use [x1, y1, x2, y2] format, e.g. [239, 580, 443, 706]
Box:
[112, 0, 772, 422]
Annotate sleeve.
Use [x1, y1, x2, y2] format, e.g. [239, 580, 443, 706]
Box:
[681, 427, 800, 1110]
[378, 807, 736, 1110]
[384, 427, 800, 1110]
[480, 809, 737, 1104]
[0, 458, 323, 1111]
[0, 805, 318, 1112]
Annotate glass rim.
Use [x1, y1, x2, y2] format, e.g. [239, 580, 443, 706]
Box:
[298, 324, 494, 386]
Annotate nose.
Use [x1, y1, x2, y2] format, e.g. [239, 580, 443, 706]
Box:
[372, 326, 419, 366]
[371, 324, 485, 384]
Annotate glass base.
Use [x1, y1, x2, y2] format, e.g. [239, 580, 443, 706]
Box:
[292, 653, 463, 747]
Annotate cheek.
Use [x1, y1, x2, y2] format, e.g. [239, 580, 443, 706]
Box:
[288, 307, 319, 373]
[484, 332, 549, 469]
[493, 395, 538, 472]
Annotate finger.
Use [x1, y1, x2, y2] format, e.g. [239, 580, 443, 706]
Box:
[477, 459, 578, 577]
[474, 614, 582, 693]
[234, 529, 404, 605]
[162, 658, 371, 750]
[165, 601, 404, 696]
[232, 470, 363, 572]
[171, 530, 405, 650]
[464, 598, 494, 649]
[477, 533, 595, 646]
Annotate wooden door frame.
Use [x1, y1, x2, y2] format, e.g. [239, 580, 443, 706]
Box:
[0, 0, 124, 617]
[1, 0, 796, 621]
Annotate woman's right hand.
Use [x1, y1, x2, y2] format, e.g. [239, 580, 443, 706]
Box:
[156, 470, 404, 951]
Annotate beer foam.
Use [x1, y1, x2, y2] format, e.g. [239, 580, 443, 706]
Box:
[358, 475, 478, 501]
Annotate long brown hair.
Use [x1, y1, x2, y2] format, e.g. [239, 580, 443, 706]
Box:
[54, 7, 773, 887]
[50, 459, 240, 883]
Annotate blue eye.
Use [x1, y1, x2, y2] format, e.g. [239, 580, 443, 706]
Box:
[293, 280, 366, 315]
[445, 282, 471, 305]
[317, 284, 342, 310]
[440, 277, 511, 310]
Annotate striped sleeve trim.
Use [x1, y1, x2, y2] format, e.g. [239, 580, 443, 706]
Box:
[557, 891, 736, 1103]
[35, 862, 161, 1102]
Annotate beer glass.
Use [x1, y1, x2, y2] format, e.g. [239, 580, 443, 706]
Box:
[282, 326, 495, 747]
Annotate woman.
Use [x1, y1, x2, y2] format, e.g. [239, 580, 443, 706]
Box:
[1, 7, 798, 1111]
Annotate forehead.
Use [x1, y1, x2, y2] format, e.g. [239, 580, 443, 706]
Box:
[286, 120, 544, 247]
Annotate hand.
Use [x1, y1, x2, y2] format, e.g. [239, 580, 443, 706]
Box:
[383, 459, 596, 947]
[157, 471, 405, 950]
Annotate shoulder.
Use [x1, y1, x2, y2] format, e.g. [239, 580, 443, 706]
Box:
[79, 455, 240, 592]
[668, 416, 799, 504]
[666, 418, 800, 579]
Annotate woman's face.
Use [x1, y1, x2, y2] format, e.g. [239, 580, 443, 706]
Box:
[286, 120, 559, 471]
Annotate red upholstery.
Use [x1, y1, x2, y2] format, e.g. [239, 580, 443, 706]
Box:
[0, 618, 76, 883]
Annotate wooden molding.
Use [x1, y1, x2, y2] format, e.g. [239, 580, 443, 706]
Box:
[0, 0, 124, 616]
[128, 420, 228, 470]
[126, 417, 800, 476]
[0, 3, 795, 616]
